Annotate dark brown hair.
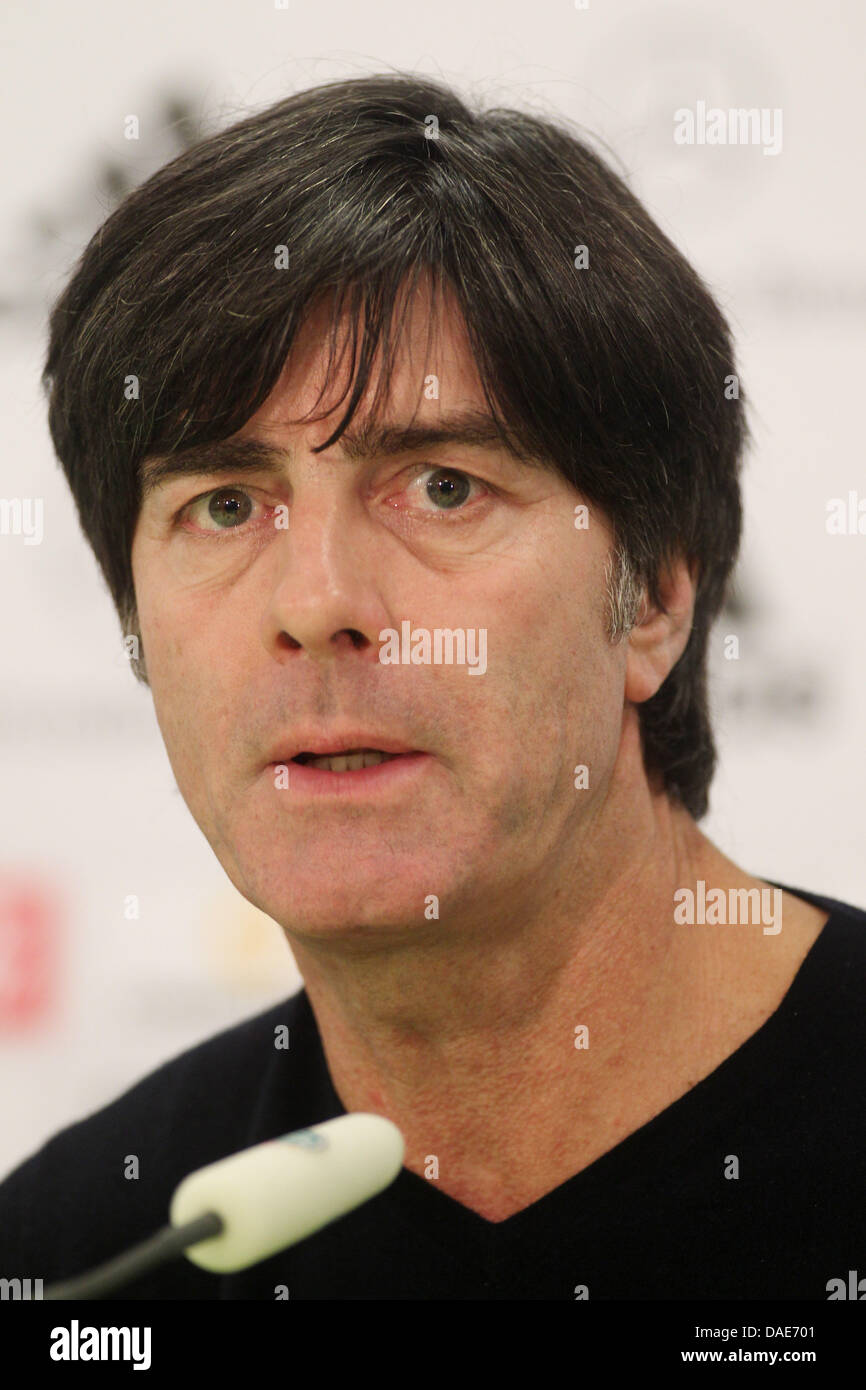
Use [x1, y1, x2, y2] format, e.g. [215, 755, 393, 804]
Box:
[42, 71, 745, 819]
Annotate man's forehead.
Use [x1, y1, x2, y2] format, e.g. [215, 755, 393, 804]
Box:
[140, 282, 542, 492]
[257, 281, 480, 429]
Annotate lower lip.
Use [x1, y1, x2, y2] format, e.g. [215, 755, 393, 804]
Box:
[266, 752, 432, 798]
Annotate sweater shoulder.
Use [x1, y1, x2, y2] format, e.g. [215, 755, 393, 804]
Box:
[0, 990, 311, 1290]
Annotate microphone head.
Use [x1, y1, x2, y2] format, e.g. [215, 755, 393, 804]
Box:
[170, 1113, 405, 1272]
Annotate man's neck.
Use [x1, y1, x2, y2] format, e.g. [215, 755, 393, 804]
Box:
[285, 735, 828, 1222]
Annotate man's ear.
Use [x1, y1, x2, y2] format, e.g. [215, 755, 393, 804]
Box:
[624, 557, 696, 704]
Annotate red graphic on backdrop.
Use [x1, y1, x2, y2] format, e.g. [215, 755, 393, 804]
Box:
[0, 876, 60, 1028]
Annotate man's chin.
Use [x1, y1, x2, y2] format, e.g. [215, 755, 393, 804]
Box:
[271, 907, 447, 950]
[234, 868, 453, 942]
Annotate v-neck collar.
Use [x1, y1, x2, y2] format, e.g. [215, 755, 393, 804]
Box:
[264, 880, 843, 1241]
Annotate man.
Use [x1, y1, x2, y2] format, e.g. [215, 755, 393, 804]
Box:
[0, 71, 862, 1301]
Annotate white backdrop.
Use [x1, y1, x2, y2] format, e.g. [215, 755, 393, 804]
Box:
[1, 0, 864, 1180]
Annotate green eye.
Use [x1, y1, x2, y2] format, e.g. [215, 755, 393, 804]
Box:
[205, 489, 254, 528]
[426, 470, 472, 509]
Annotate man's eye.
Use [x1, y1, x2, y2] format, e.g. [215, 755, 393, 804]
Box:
[403, 468, 487, 513]
[181, 487, 258, 531]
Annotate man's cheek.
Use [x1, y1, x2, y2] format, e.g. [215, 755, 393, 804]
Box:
[145, 614, 209, 702]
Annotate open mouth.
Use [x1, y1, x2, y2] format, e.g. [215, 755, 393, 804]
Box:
[291, 748, 405, 772]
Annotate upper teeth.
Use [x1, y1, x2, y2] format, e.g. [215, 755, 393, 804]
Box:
[305, 749, 398, 772]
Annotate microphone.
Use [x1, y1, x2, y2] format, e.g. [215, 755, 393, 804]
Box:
[172, 1111, 404, 1271]
[43, 1113, 405, 1299]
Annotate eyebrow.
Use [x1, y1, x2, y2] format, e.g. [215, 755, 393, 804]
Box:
[139, 409, 540, 498]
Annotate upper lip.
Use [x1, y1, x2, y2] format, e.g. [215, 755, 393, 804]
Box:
[267, 733, 421, 763]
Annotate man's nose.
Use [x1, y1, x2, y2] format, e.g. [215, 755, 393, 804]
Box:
[259, 488, 391, 664]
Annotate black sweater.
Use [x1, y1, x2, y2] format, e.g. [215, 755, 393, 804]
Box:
[1, 882, 863, 1300]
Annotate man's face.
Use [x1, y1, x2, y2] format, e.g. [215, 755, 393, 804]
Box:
[130, 284, 629, 942]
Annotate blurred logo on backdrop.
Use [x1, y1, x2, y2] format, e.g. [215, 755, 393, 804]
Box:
[583, 3, 783, 222]
[0, 875, 61, 1028]
[711, 568, 825, 727]
[1, 88, 208, 319]
[199, 890, 302, 998]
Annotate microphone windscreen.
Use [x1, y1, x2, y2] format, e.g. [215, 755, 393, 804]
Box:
[170, 1113, 405, 1272]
